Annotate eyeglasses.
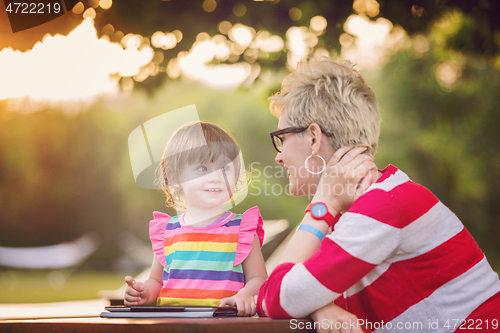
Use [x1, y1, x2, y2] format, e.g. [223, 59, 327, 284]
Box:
[270, 127, 307, 153]
[270, 126, 335, 153]
[269, 127, 308, 153]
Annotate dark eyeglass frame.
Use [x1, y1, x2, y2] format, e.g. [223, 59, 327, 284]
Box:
[269, 127, 308, 153]
[270, 126, 335, 152]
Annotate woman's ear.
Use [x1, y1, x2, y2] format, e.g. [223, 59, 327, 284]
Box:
[307, 123, 324, 153]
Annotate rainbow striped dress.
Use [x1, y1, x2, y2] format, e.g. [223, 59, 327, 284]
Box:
[149, 206, 264, 306]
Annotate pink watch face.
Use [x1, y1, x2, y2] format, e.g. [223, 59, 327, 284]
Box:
[311, 203, 327, 218]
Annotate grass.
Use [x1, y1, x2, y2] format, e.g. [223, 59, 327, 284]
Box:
[0, 270, 125, 304]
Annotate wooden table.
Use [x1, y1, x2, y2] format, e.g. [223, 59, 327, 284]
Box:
[0, 299, 315, 332]
[0, 316, 315, 332]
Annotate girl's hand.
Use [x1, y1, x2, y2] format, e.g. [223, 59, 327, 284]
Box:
[124, 276, 150, 306]
[310, 303, 362, 333]
[220, 290, 256, 317]
[313, 146, 376, 214]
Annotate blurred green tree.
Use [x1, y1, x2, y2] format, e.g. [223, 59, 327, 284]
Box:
[1, 0, 499, 273]
[88, 0, 500, 92]
[99, 0, 499, 54]
[373, 10, 500, 267]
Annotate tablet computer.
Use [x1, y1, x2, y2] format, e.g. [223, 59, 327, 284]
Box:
[100, 305, 238, 318]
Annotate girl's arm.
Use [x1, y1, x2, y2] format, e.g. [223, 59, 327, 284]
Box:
[124, 256, 164, 306]
[220, 234, 268, 316]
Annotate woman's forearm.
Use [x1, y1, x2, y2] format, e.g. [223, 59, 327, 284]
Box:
[276, 213, 332, 266]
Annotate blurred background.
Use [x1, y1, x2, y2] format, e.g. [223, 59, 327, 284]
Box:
[1, 0, 499, 304]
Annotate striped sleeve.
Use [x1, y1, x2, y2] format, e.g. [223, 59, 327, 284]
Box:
[259, 166, 500, 323]
[258, 263, 295, 318]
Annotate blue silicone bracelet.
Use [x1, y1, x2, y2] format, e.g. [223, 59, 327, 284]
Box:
[297, 224, 324, 241]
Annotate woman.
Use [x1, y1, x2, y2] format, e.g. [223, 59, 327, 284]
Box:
[257, 57, 500, 333]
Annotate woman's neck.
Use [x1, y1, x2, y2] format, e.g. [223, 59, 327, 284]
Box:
[338, 167, 382, 215]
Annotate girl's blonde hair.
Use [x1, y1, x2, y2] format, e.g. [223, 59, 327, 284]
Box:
[155, 121, 245, 209]
[269, 57, 381, 155]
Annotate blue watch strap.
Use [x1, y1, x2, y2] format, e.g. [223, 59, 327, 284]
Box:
[297, 224, 324, 241]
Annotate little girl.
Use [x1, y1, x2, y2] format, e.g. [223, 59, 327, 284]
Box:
[124, 121, 267, 317]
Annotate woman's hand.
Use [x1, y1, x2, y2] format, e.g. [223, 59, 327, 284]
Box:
[313, 146, 376, 215]
[255, 295, 268, 316]
[124, 276, 150, 306]
[310, 303, 363, 333]
[220, 289, 256, 317]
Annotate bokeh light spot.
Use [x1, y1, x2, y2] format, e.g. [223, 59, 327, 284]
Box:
[411, 5, 426, 18]
[413, 34, 429, 54]
[0, 19, 156, 103]
[196, 32, 211, 43]
[173, 30, 183, 43]
[341, 14, 406, 70]
[83, 8, 96, 19]
[353, 0, 380, 18]
[435, 61, 461, 89]
[202, 0, 217, 13]
[218, 21, 233, 35]
[152, 31, 164, 48]
[99, 0, 112, 10]
[167, 58, 181, 79]
[229, 24, 254, 47]
[233, 4, 247, 17]
[112, 31, 124, 43]
[101, 24, 114, 37]
[72, 2, 85, 14]
[289, 8, 302, 21]
[255, 30, 284, 52]
[121, 77, 134, 92]
[339, 33, 354, 47]
[310, 16, 327, 33]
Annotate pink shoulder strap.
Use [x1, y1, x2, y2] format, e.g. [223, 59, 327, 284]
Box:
[149, 211, 171, 269]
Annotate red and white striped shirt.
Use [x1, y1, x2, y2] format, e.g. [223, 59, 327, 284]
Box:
[258, 165, 500, 332]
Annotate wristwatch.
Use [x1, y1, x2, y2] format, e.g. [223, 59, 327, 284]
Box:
[305, 202, 336, 227]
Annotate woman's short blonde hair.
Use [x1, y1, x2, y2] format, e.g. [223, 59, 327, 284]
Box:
[155, 121, 244, 209]
[269, 57, 381, 155]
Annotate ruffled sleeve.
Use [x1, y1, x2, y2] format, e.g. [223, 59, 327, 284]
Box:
[149, 211, 171, 269]
[234, 206, 265, 266]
